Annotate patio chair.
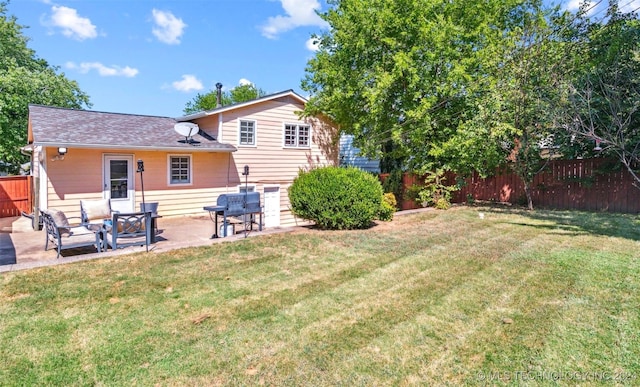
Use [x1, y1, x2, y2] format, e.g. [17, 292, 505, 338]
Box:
[80, 199, 117, 224]
[40, 209, 103, 258]
[105, 211, 151, 251]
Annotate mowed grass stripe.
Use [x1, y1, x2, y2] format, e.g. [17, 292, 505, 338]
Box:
[205, 211, 552, 383]
[219, 209, 526, 330]
[1, 207, 639, 385]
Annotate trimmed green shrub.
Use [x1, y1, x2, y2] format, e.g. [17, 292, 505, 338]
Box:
[289, 166, 383, 230]
[378, 192, 397, 221]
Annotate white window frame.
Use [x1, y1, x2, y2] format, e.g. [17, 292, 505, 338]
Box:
[237, 184, 256, 193]
[168, 154, 192, 186]
[283, 123, 311, 148]
[238, 119, 257, 147]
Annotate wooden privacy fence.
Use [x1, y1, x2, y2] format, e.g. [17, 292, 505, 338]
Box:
[385, 158, 640, 213]
[0, 176, 33, 218]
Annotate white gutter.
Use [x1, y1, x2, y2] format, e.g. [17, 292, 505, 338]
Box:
[32, 142, 237, 152]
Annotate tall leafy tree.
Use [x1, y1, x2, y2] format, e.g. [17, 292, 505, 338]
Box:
[469, 2, 570, 209]
[303, 0, 573, 209]
[183, 83, 267, 115]
[303, 1, 557, 171]
[0, 2, 90, 174]
[565, 3, 640, 187]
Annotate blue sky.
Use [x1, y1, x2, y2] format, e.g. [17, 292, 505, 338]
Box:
[7, 0, 330, 117]
[6, 0, 639, 118]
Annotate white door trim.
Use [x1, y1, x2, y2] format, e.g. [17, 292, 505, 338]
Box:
[103, 154, 135, 213]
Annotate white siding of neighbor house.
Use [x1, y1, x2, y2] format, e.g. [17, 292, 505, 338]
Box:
[339, 134, 380, 173]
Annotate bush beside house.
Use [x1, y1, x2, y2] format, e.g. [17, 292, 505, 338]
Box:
[289, 166, 384, 230]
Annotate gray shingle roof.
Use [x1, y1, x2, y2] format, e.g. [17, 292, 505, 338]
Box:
[28, 105, 236, 152]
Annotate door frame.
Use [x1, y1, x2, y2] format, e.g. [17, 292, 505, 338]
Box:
[103, 154, 135, 213]
[263, 185, 281, 228]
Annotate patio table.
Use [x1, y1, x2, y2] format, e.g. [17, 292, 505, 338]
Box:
[85, 222, 108, 252]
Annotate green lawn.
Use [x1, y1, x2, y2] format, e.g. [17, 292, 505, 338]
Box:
[1, 207, 639, 385]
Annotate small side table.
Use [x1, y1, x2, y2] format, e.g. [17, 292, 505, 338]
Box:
[86, 222, 109, 252]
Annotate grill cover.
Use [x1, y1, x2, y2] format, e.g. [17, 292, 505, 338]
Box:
[216, 192, 261, 216]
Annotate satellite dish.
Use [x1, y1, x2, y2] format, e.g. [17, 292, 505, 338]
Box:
[174, 122, 199, 138]
[174, 122, 199, 136]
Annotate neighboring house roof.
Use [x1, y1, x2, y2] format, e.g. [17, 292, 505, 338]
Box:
[28, 105, 236, 153]
[177, 89, 308, 121]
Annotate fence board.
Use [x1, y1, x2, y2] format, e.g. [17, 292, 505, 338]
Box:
[392, 158, 639, 213]
[0, 176, 33, 217]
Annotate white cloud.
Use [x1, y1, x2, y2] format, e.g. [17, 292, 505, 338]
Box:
[305, 37, 320, 52]
[261, 0, 328, 39]
[565, 0, 582, 11]
[564, 0, 640, 17]
[566, 0, 598, 13]
[172, 75, 203, 92]
[152, 9, 186, 45]
[48, 6, 97, 40]
[66, 62, 138, 77]
[238, 78, 253, 86]
[620, 0, 640, 13]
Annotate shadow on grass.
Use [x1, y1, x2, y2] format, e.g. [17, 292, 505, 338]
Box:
[472, 203, 640, 241]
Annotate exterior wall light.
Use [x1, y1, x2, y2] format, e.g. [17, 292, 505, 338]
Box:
[58, 147, 68, 156]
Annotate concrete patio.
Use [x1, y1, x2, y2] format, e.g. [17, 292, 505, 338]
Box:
[0, 214, 297, 273]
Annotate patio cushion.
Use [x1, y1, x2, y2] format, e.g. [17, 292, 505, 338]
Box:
[44, 209, 71, 235]
[81, 199, 112, 222]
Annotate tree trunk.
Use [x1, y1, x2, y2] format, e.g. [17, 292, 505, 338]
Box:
[522, 180, 534, 210]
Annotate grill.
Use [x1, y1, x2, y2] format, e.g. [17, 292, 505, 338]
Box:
[203, 192, 263, 238]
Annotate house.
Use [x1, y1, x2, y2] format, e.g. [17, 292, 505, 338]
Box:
[26, 90, 337, 231]
[338, 134, 380, 173]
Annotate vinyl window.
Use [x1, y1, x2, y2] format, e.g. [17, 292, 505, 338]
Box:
[284, 123, 310, 148]
[239, 120, 256, 146]
[169, 155, 191, 185]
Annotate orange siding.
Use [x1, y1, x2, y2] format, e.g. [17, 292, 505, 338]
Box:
[45, 148, 104, 216]
[43, 148, 240, 218]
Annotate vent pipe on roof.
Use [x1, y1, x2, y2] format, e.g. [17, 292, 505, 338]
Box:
[215, 82, 223, 108]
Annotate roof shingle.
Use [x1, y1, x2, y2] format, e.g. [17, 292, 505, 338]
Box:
[28, 105, 236, 152]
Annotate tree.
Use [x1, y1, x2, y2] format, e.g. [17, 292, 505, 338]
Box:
[0, 2, 91, 174]
[183, 83, 267, 115]
[565, 3, 640, 187]
[302, 0, 564, 177]
[303, 0, 574, 209]
[469, 2, 570, 210]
